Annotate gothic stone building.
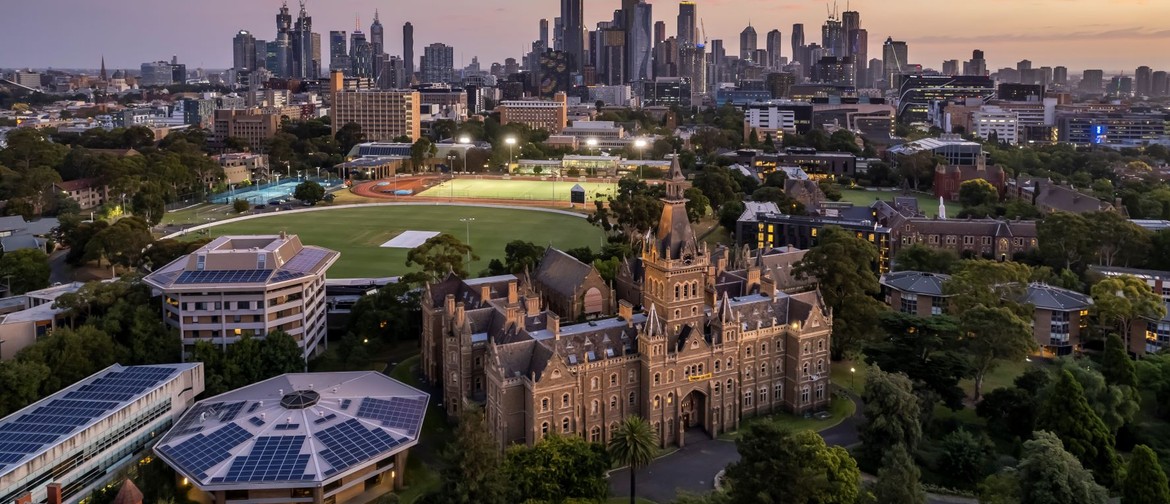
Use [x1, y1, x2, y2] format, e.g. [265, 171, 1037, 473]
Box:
[420, 161, 833, 448]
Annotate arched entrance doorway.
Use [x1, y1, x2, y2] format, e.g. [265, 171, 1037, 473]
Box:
[680, 390, 707, 431]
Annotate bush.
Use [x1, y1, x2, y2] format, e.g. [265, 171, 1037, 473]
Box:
[232, 199, 250, 213]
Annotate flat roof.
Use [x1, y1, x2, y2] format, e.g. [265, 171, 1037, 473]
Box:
[154, 372, 427, 490]
[0, 364, 198, 479]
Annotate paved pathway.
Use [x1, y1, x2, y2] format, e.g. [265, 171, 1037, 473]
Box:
[608, 390, 974, 504]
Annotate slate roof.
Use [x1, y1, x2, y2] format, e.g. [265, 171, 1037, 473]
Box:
[1021, 283, 1093, 311]
[880, 271, 952, 296]
[112, 480, 143, 504]
[0, 234, 42, 252]
[534, 248, 593, 299]
[1031, 181, 1112, 214]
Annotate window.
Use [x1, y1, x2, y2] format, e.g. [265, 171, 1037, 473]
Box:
[541, 422, 549, 437]
[541, 398, 549, 412]
[1050, 310, 1072, 346]
[800, 386, 810, 404]
[774, 382, 783, 401]
[761, 363, 768, 376]
[746, 346, 752, 357]
[668, 370, 674, 382]
[982, 236, 992, 246]
[817, 359, 825, 373]
[562, 417, 570, 433]
[562, 393, 570, 408]
[726, 379, 734, 393]
[591, 400, 599, 415]
[745, 369, 752, 380]
[610, 396, 618, 409]
[667, 392, 674, 405]
[802, 343, 810, 354]
[759, 386, 768, 403]
[900, 293, 918, 314]
[714, 382, 721, 395]
[654, 395, 661, 409]
[675, 284, 681, 300]
[196, 254, 206, 271]
[654, 373, 661, 385]
[744, 390, 753, 407]
[931, 296, 945, 316]
[610, 373, 617, 386]
[761, 343, 767, 355]
[628, 369, 636, 383]
[802, 362, 810, 377]
[714, 360, 720, 372]
[816, 384, 825, 401]
[818, 339, 825, 351]
[629, 392, 636, 405]
[256, 253, 266, 269]
[945, 235, 957, 245]
[963, 235, 975, 245]
[728, 357, 734, 369]
[591, 427, 601, 442]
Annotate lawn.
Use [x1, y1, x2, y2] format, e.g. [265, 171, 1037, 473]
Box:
[839, 188, 955, 218]
[720, 394, 855, 440]
[388, 355, 449, 504]
[830, 359, 870, 397]
[199, 205, 607, 278]
[417, 178, 619, 202]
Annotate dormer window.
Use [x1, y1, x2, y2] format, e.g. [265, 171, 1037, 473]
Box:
[257, 253, 266, 269]
[196, 254, 206, 271]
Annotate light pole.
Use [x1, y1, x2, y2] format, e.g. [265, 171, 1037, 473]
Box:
[460, 218, 475, 268]
[586, 137, 598, 156]
[850, 367, 856, 392]
[634, 138, 648, 179]
[505, 136, 517, 171]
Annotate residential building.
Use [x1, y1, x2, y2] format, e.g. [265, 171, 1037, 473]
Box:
[421, 43, 454, 84]
[0, 363, 204, 504]
[331, 78, 421, 142]
[155, 371, 426, 504]
[217, 153, 270, 184]
[499, 95, 568, 134]
[212, 109, 282, 150]
[0, 282, 85, 360]
[1018, 283, 1092, 356]
[53, 178, 108, 209]
[421, 159, 833, 448]
[142, 234, 339, 361]
[879, 271, 951, 317]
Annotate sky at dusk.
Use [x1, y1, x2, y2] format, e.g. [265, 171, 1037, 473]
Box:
[1, 0, 1167, 74]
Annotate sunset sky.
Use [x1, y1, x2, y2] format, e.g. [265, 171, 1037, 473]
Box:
[2, 0, 1166, 74]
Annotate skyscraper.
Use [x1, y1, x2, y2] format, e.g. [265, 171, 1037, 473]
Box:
[942, 60, 959, 76]
[626, 1, 653, 82]
[233, 30, 257, 72]
[554, 17, 564, 51]
[370, 12, 388, 87]
[1053, 66, 1068, 87]
[403, 22, 414, 84]
[350, 31, 372, 78]
[1136, 66, 1153, 96]
[1081, 69, 1104, 93]
[821, 18, 844, 57]
[963, 49, 986, 77]
[841, 11, 859, 57]
[421, 42, 454, 83]
[740, 24, 757, 61]
[791, 24, 806, 73]
[370, 12, 383, 54]
[677, 1, 697, 47]
[540, 19, 550, 49]
[274, 2, 293, 77]
[881, 37, 908, 87]
[289, 1, 320, 79]
[765, 30, 782, 68]
[561, 0, 585, 72]
[329, 31, 347, 72]
[851, 29, 868, 86]
[654, 21, 666, 46]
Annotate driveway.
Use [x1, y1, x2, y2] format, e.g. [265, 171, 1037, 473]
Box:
[608, 390, 974, 504]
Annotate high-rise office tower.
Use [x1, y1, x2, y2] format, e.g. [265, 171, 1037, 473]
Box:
[841, 10, 859, 58]
[329, 31, 347, 72]
[791, 24, 806, 71]
[868, 58, 883, 87]
[561, 0, 585, 72]
[540, 19, 550, 49]
[963, 49, 986, 77]
[654, 21, 666, 46]
[881, 37, 908, 86]
[765, 30, 782, 68]
[626, 1, 653, 82]
[851, 29, 867, 86]
[370, 12, 386, 86]
[1152, 71, 1168, 97]
[289, 1, 319, 79]
[350, 31, 372, 78]
[1136, 66, 1153, 96]
[403, 22, 414, 84]
[233, 30, 257, 72]
[942, 60, 959, 76]
[421, 42, 454, 83]
[274, 2, 293, 77]
[677, 1, 697, 47]
[1053, 66, 1068, 87]
[740, 24, 758, 61]
[1017, 59, 1031, 72]
[821, 18, 844, 57]
[1081, 69, 1104, 93]
[554, 17, 564, 51]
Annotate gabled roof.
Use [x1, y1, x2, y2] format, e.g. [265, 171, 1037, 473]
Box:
[112, 479, 143, 504]
[534, 248, 594, 299]
[880, 271, 952, 297]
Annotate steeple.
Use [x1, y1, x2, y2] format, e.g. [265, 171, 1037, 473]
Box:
[100, 55, 108, 81]
[654, 153, 698, 261]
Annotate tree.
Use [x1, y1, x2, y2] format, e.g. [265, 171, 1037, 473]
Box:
[867, 312, 970, 410]
[943, 260, 1032, 314]
[1037, 212, 1092, 270]
[723, 423, 861, 504]
[872, 445, 926, 504]
[608, 416, 657, 504]
[959, 305, 1034, 401]
[0, 360, 51, 417]
[433, 406, 512, 504]
[0, 248, 51, 294]
[85, 216, 153, 268]
[794, 226, 885, 359]
[410, 137, 436, 171]
[958, 178, 999, 208]
[938, 428, 994, 487]
[1018, 431, 1109, 504]
[334, 122, 366, 154]
[684, 187, 709, 223]
[1102, 333, 1137, 388]
[1056, 360, 1139, 438]
[232, 198, 250, 213]
[894, 151, 939, 191]
[1035, 370, 1119, 487]
[858, 366, 922, 467]
[691, 166, 739, 209]
[1085, 211, 1150, 267]
[505, 434, 610, 503]
[15, 325, 120, 395]
[977, 387, 1039, 443]
[977, 471, 1021, 504]
[718, 200, 745, 235]
[258, 330, 305, 375]
[407, 234, 478, 281]
[891, 244, 958, 273]
[502, 240, 544, 274]
[1122, 445, 1170, 504]
[294, 180, 325, 204]
[1092, 275, 1166, 339]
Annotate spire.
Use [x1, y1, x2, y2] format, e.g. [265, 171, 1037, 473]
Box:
[719, 291, 735, 324]
[645, 303, 663, 337]
[654, 151, 699, 261]
[374, 9, 379, 21]
[100, 55, 108, 81]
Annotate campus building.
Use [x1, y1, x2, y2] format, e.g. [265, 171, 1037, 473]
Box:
[498, 94, 569, 134]
[879, 271, 950, 317]
[0, 364, 205, 504]
[143, 233, 339, 361]
[330, 90, 421, 142]
[212, 109, 283, 151]
[421, 158, 833, 448]
[154, 372, 427, 504]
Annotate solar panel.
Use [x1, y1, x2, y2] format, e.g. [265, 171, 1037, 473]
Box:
[339, 399, 352, 410]
[355, 397, 427, 436]
[158, 423, 254, 479]
[316, 419, 404, 474]
[270, 270, 306, 283]
[246, 402, 260, 414]
[217, 402, 246, 423]
[216, 436, 311, 483]
[280, 248, 331, 273]
[175, 269, 274, 285]
[274, 423, 299, 431]
[313, 413, 337, 425]
[248, 417, 265, 427]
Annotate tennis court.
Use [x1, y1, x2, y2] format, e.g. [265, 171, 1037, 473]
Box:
[416, 178, 619, 202]
[209, 179, 343, 204]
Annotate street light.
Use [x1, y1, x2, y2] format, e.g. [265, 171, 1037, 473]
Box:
[586, 137, 599, 156]
[504, 137, 517, 170]
[850, 367, 856, 391]
[458, 135, 472, 144]
[460, 218, 476, 268]
[633, 138, 648, 178]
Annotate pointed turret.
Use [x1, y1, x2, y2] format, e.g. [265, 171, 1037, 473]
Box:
[645, 303, 663, 337]
[718, 291, 735, 324]
[655, 153, 698, 261]
[100, 55, 108, 81]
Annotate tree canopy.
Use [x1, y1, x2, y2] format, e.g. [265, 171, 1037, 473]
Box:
[794, 225, 886, 359]
[1035, 370, 1119, 487]
[504, 434, 610, 503]
[1017, 431, 1109, 504]
[0, 248, 51, 294]
[858, 366, 922, 467]
[723, 422, 861, 504]
[293, 180, 325, 204]
[406, 233, 477, 281]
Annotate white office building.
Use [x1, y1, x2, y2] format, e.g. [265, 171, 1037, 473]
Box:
[972, 108, 1020, 145]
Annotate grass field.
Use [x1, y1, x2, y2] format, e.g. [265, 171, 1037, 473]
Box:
[839, 188, 955, 218]
[417, 178, 619, 202]
[200, 205, 607, 278]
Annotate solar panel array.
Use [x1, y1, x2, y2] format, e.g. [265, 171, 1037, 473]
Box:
[313, 413, 338, 425]
[281, 248, 332, 274]
[356, 397, 428, 436]
[274, 423, 299, 431]
[270, 270, 306, 283]
[317, 419, 404, 477]
[175, 269, 273, 285]
[158, 423, 253, 479]
[218, 402, 246, 423]
[248, 417, 265, 427]
[0, 366, 177, 470]
[339, 399, 352, 410]
[213, 436, 312, 483]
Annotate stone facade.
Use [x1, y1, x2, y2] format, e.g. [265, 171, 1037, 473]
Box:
[420, 158, 832, 449]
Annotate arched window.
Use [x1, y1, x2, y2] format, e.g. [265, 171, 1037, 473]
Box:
[541, 422, 549, 437]
[817, 359, 825, 373]
[654, 395, 661, 409]
[714, 360, 721, 372]
[591, 400, 599, 415]
[802, 362, 810, 376]
[628, 369, 636, 383]
[610, 373, 618, 386]
[715, 382, 721, 395]
[698, 363, 704, 374]
[675, 284, 681, 300]
[562, 393, 570, 408]
[591, 377, 599, 390]
[746, 346, 752, 357]
[654, 372, 661, 385]
[541, 398, 549, 412]
[745, 369, 752, 380]
[591, 427, 601, 442]
[562, 417, 570, 433]
[800, 386, 811, 404]
[803, 342, 810, 354]
[816, 384, 826, 400]
[668, 370, 675, 382]
[761, 363, 768, 376]
[761, 343, 768, 355]
[667, 392, 674, 405]
[818, 339, 825, 351]
[628, 391, 636, 405]
[611, 422, 620, 437]
[610, 395, 618, 409]
[728, 357, 734, 368]
[726, 379, 734, 392]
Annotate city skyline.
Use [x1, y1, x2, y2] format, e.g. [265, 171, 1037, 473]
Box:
[0, 0, 1166, 73]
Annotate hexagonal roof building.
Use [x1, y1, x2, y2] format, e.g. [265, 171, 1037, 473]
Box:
[153, 372, 428, 502]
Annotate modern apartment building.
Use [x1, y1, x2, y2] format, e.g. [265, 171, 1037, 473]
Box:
[0, 363, 204, 504]
[143, 234, 339, 361]
[212, 109, 282, 150]
[879, 271, 951, 317]
[329, 71, 421, 142]
[1018, 283, 1092, 356]
[216, 153, 270, 184]
[52, 178, 109, 210]
[498, 94, 568, 134]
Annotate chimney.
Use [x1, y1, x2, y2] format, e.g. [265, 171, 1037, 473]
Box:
[445, 294, 456, 314]
[619, 300, 634, 326]
[47, 484, 62, 504]
[508, 279, 518, 305]
[16, 492, 31, 504]
[480, 285, 491, 303]
[548, 313, 560, 340]
[455, 302, 466, 328]
[525, 295, 540, 314]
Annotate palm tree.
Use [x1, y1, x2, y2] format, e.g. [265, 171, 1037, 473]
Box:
[608, 415, 658, 504]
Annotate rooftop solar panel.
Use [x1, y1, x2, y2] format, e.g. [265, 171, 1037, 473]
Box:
[217, 436, 310, 483]
[248, 417, 265, 427]
[159, 423, 253, 478]
[356, 397, 428, 436]
[313, 413, 337, 425]
[217, 402, 246, 423]
[270, 270, 306, 283]
[175, 269, 273, 285]
[280, 248, 331, 273]
[316, 419, 404, 473]
[274, 423, 299, 431]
